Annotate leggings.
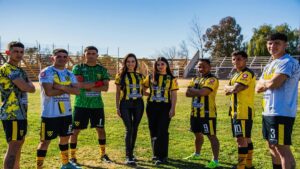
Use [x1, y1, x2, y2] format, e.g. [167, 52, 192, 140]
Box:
[120, 99, 144, 157]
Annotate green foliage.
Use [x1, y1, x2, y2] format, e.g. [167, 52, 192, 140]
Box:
[247, 23, 300, 56]
[0, 89, 299, 168]
[203, 16, 243, 58]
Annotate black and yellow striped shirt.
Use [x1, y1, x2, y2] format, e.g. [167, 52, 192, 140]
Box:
[188, 73, 219, 118]
[228, 67, 256, 120]
[144, 74, 179, 103]
[115, 72, 144, 101]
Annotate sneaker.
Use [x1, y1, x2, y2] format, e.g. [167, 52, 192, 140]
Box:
[183, 153, 201, 160]
[154, 158, 168, 165]
[152, 156, 158, 161]
[125, 157, 136, 166]
[70, 158, 77, 164]
[206, 160, 219, 169]
[60, 162, 82, 169]
[101, 154, 112, 163]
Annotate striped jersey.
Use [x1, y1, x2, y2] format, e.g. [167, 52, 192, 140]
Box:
[0, 63, 29, 120]
[39, 66, 77, 118]
[188, 73, 219, 118]
[115, 72, 144, 101]
[228, 67, 256, 120]
[144, 74, 179, 103]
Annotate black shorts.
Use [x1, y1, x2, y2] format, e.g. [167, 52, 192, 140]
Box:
[40, 115, 73, 141]
[73, 107, 105, 129]
[190, 117, 217, 135]
[2, 120, 27, 142]
[231, 118, 252, 138]
[262, 116, 295, 145]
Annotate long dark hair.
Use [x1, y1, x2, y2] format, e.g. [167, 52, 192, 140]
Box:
[152, 57, 174, 84]
[119, 53, 138, 82]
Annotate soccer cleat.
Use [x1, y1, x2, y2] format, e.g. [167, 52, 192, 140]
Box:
[183, 153, 201, 160]
[125, 157, 137, 166]
[206, 160, 219, 168]
[60, 162, 82, 169]
[154, 158, 168, 165]
[101, 154, 112, 163]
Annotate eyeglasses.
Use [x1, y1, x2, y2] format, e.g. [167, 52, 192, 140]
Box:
[56, 55, 68, 59]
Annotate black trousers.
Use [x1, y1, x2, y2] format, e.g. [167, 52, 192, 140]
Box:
[120, 99, 144, 157]
[146, 102, 171, 160]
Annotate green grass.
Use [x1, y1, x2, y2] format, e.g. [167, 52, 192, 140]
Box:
[0, 90, 299, 169]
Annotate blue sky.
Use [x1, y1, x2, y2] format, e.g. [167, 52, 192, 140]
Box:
[0, 0, 299, 57]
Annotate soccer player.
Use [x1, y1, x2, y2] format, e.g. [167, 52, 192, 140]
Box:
[115, 53, 144, 166]
[144, 57, 178, 165]
[69, 46, 111, 164]
[0, 41, 35, 169]
[36, 49, 80, 169]
[256, 33, 300, 169]
[184, 59, 220, 168]
[224, 51, 256, 169]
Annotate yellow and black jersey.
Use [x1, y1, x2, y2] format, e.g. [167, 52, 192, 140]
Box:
[229, 67, 256, 120]
[144, 74, 179, 103]
[188, 73, 219, 118]
[0, 63, 29, 120]
[115, 72, 144, 101]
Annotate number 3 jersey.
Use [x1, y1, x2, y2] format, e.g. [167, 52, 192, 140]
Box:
[39, 66, 77, 118]
[188, 73, 219, 118]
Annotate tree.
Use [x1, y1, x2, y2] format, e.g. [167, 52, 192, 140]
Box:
[247, 23, 300, 56]
[203, 16, 243, 58]
[189, 16, 205, 58]
[178, 40, 189, 60]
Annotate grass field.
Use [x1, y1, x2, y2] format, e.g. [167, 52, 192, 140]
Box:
[0, 80, 299, 169]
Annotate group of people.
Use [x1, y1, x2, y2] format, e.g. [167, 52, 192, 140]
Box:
[0, 32, 299, 169]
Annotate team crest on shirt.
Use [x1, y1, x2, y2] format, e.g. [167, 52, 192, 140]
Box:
[242, 74, 248, 78]
[40, 71, 46, 78]
[47, 131, 53, 137]
[208, 79, 215, 85]
[20, 130, 24, 136]
[65, 76, 70, 81]
[75, 121, 80, 126]
[97, 74, 102, 79]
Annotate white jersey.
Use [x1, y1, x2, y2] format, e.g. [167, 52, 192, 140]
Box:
[39, 66, 77, 118]
[261, 54, 300, 117]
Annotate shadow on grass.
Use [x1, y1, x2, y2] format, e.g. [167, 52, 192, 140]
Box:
[77, 158, 234, 169]
[136, 158, 233, 169]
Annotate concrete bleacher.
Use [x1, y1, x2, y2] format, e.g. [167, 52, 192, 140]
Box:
[1, 52, 299, 81]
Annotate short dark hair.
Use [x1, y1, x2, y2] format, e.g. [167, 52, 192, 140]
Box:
[7, 41, 24, 50]
[231, 50, 248, 59]
[53, 48, 68, 55]
[199, 58, 211, 65]
[84, 46, 98, 53]
[266, 32, 288, 42]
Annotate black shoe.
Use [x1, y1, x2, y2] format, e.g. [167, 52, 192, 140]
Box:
[154, 158, 168, 165]
[152, 156, 158, 161]
[246, 167, 255, 169]
[125, 157, 137, 166]
[101, 154, 112, 163]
